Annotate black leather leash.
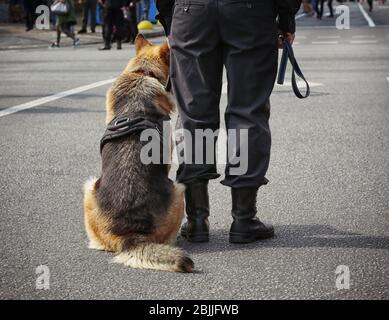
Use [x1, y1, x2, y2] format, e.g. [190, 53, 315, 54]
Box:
[277, 40, 310, 99]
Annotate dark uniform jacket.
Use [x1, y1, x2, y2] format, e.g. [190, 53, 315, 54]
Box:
[156, 0, 301, 35]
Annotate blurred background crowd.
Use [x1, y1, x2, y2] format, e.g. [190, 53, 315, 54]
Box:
[2, 0, 162, 49]
[1, 0, 387, 49]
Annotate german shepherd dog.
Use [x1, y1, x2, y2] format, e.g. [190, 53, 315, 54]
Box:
[83, 35, 194, 273]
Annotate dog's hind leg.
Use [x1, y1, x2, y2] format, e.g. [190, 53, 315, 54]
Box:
[83, 177, 107, 251]
[150, 182, 185, 245]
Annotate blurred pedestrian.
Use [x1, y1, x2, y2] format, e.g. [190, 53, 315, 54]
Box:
[23, 0, 38, 31]
[98, 0, 125, 50]
[9, 0, 23, 23]
[311, 0, 319, 18]
[367, 0, 373, 11]
[78, 0, 98, 33]
[318, 0, 334, 19]
[123, 0, 138, 44]
[50, 0, 80, 48]
[302, 0, 313, 14]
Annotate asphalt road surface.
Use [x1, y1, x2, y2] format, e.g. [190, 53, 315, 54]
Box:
[0, 2, 388, 299]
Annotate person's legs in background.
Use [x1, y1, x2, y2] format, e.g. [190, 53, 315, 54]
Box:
[50, 24, 61, 47]
[100, 8, 113, 49]
[79, 0, 88, 33]
[317, 0, 325, 19]
[367, 0, 373, 11]
[23, 0, 34, 31]
[327, 0, 334, 17]
[80, 0, 97, 33]
[113, 7, 124, 49]
[89, 0, 97, 32]
[60, 23, 79, 46]
[128, 2, 138, 44]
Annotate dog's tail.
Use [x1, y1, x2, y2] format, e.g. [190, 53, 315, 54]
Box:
[113, 243, 194, 273]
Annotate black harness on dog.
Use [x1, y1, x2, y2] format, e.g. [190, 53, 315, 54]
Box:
[100, 113, 170, 154]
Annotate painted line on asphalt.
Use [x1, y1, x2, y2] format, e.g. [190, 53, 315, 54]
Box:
[350, 40, 378, 44]
[358, 3, 376, 27]
[387, 77, 389, 83]
[0, 78, 116, 118]
[312, 41, 339, 44]
[317, 35, 340, 39]
[295, 13, 308, 20]
[352, 35, 376, 38]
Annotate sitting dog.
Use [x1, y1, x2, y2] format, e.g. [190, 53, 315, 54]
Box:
[83, 34, 193, 273]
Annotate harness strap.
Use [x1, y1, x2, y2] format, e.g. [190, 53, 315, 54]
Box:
[100, 113, 170, 154]
[277, 40, 310, 99]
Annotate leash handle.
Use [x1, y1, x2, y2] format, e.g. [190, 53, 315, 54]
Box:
[277, 40, 310, 99]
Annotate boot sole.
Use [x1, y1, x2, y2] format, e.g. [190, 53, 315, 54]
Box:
[229, 230, 274, 244]
[181, 231, 209, 243]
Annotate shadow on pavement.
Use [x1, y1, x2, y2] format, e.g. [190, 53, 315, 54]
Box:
[179, 224, 389, 253]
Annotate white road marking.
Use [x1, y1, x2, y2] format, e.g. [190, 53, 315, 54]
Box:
[295, 13, 307, 20]
[352, 35, 376, 38]
[387, 77, 389, 83]
[350, 40, 378, 44]
[312, 41, 339, 44]
[317, 35, 340, 39]
[358, 3, 376, 27]
[0, 78, 116, 118]
[304, 235, 367, 239]
[221, 82, 323, 94]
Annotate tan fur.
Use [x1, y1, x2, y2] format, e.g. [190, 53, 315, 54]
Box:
[83, 35, 193, 273]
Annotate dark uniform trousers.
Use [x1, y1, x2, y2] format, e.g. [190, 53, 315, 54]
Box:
[81, 0, 98, 31]
[170, 0, 278, 188]
[103, 7, 124, 46]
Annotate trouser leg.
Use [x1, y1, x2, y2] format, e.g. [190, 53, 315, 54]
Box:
[24, 0, 34, 29]
[103, 9, 114, 47]
[81, 1, 88, 30]
[219, 0, 278, 188]
[328, 0, 334, 16]
[56, 25, 61, 44]
[113, 8, 124, 41]
[90, 0, 97, 31]
[170, 1, 223, 185]
[61, 23, 75, 40]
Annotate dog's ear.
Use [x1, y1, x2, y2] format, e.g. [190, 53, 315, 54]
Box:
[159, 41, 170, 66]
[135, 34, 152, 54]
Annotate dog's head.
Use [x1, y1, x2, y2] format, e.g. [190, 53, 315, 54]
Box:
[125, 34, 170, 87]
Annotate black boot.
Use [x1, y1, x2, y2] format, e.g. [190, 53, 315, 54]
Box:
[180, 181, 210, 243]
[229, 187, 274, 243]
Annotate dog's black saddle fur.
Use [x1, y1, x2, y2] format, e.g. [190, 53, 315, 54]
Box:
[100, 113, 170, 154]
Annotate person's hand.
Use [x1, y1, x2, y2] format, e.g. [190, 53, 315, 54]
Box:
[278, 31, 295, 49]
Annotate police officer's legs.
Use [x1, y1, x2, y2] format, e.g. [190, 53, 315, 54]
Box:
[80, 0, 88, 33]
[170, 1, 223, 242]
[90, 0, 97, 32]
[100, 8, 114, 50]
[113, 8, 124, 49]
[171, 0, 277, 243]
[219, 0, 278, 242]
